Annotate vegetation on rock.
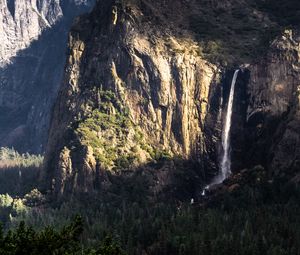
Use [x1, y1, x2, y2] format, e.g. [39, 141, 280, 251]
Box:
[72, 89, 172, 171]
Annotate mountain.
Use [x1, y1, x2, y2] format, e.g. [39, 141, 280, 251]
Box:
[0, 0, 95, 153]
[235, 30, 300, 179]
[43, 0, 300, 195]
[1, 1, 300, 254]
[1, 0, 299, 196]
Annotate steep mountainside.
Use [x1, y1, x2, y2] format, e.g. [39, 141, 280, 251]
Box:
[44, 0, 225, 194]
[237, 30, 300, 179]
[43, 0, 300, 195]
[0, 0, 94, 153]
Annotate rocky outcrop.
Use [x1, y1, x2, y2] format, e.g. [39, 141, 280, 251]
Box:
[43, 0, 300, 195]
[231, 30, 300, 180]
[43, 0, 224, 194]
[0, 0, 94, 152]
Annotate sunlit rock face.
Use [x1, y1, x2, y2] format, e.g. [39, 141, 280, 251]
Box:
[0, 0, 62, 67]
[40, 0, 300, 194]
[0, 0, 93, 66]
[43, 0, 225, 194]
[0, 0, 94, 153]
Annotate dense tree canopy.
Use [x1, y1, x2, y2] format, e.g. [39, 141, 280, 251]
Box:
[0, 217, 126, 255]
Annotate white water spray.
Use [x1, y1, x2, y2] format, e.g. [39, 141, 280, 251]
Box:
[203, 70, 239, 193]
[219, 69, 239, 182]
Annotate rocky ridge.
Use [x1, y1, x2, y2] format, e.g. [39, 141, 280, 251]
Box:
[44, 0, 224, 194]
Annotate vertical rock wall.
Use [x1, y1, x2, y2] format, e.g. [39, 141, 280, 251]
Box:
[0, 0, 94, 153]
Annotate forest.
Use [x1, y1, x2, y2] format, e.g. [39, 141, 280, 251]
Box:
[0, 148, 299, 254]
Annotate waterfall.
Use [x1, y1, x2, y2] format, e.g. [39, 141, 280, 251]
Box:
[201, 69, 240, 196]
[218, 69, 239, 183]
[206, 70, 239, 190]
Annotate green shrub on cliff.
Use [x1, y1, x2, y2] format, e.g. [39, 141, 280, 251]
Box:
[74, 89, 173, 171]
[74, 90, 137, 170]
[114, 154, 136, 170]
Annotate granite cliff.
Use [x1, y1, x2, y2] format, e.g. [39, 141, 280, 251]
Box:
[40, 0, 300, 194]
[233, 30, 300, 180]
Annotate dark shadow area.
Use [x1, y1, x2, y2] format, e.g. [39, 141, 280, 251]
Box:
[0, 21, 67, 153]
[50, 157, 206, 205]
[188, 0, 300, 65]
[202, 73, 223, 180]
[0, 165, 40, 196]
[255, 0, 300, 26]
[0, 147, 42, 196]
[202, 68, 249, 182]
[6, 0, 15, 18]
[228, 69, 251, 172]
[2, 161, 300, 255]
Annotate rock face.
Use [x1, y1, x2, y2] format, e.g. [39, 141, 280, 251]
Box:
[43, 0, 300, 194]
[43, 0, 225, 194]
[1, 0, 60, 66]
[235, 30, 300, 179]
[0, 0, 94, 152]
[0, 0, 92, 65]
